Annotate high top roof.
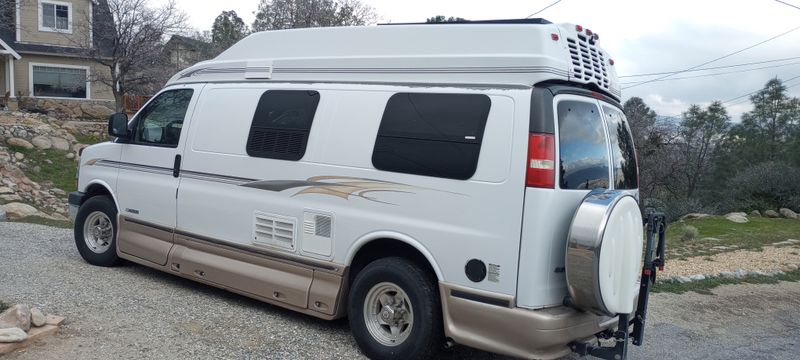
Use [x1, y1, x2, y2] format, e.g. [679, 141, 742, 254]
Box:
[168, 20, 620, 99]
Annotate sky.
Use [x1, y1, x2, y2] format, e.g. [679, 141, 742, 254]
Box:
[156, 0, 800, 121]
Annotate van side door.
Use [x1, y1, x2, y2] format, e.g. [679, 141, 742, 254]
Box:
[115, 85, 203, 266]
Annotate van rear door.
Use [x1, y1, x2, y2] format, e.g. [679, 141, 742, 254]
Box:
[516, 89, 638, 309]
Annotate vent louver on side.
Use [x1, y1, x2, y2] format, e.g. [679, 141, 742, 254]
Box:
[302, 211, 334, 257]
[253, 212, 296, 250]
[314, 215, 332, 238]
[567, 36, 610, 91]
[246, 129, 307, 158]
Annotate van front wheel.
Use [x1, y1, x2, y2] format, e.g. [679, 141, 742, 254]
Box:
[348, 257, 442, 360]
[74, 195, 120, 267]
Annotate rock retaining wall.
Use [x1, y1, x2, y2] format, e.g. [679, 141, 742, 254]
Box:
[0, 112, 107, 219]
[17, 97, 115, 120]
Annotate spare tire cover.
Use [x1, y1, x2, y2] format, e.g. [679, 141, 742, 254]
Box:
[565, 190, 643, 316]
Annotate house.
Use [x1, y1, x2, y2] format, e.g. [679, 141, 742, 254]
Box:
[163, 35, 214, 74]
[0, 0, 115, 115]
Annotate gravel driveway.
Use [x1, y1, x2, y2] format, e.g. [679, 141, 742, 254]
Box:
[1, 222, 799, 359]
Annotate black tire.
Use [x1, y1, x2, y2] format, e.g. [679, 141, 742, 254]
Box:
[74, 195, 120, 267]
[348, 257, 443, 360]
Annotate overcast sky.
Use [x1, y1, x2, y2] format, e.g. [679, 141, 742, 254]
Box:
[158, 0, 800, 121]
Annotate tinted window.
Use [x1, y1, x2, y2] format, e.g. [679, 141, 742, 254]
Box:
[603, 106, 638, 189]
[246, 90, 320, 161]
[557, 100, 609, 190]
[134, 89, 194, 147]
[372, 93, 491, 180]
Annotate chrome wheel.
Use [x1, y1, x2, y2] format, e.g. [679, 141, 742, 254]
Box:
[83, 211, 113, 254]
[363, 282, 414, 347]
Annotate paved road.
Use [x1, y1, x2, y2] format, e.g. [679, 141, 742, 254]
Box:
[1, 222, 799, 359]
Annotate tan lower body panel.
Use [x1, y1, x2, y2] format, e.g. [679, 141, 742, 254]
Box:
[439, 282, 616, 360]
[116, 217, 347, 320]
[116, 217, 173, 266]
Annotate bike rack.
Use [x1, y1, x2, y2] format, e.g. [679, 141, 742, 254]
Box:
[570, 212, 667, 360]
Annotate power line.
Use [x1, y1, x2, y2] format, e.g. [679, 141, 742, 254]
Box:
[618, 56, 800, 78]
[527, 0, 562, 18]
[721, 74, 800, 104]
[622, 25, 800, 90]
[775, 0, 800, 11]
[618, 61, 800, 85]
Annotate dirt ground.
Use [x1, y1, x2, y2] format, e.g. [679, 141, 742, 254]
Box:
[2, 222, 799, 359]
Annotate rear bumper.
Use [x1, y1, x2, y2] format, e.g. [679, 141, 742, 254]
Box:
[68, 191, 86, 222]
[440, 283, 616, 360]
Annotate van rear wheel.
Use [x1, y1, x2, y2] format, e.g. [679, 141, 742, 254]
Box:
[74, 195, 120, 267]
[348, 257, 443, 360]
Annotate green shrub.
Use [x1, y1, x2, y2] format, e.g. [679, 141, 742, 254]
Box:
[680, 225, 699, 242]
[725, 162, 800, 212]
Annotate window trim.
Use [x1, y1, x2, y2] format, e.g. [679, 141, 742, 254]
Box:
[29, 62, 91, 100]
[129, 89, 195, 148]
[38, 0, 73, 34]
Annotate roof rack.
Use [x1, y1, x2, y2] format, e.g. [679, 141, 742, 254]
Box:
[379, 18, 552, 26]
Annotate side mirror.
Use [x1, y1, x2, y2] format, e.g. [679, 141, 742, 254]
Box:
[108, 112, 130, 138]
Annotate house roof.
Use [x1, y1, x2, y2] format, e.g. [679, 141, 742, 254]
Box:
[0, 37, 20, 59]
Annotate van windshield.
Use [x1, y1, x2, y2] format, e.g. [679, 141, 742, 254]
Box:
[603, 106, 638, 189]
[557, 100, 610, 190]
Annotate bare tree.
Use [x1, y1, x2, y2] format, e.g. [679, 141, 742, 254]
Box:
[69, 0, 188, 111]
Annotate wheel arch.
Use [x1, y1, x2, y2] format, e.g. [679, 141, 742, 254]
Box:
[346, 231, 443, 283]
[82, 180, 119, 212]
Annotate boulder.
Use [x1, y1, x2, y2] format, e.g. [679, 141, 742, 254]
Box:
[764, 210, 781, 218]
[0, 327, 27, 343]
[80, 103, 113, 119]
[6, 138, 33, 149]
[31, 135, 52, 149]
[675, 276, 691, 284]
[65, 152, 75, 159]
[689, 274, 706, 281]
[14, 152, 23, 161]
[30, 308, 46, 327]
[779, 208, 799, 220]
[49, 136, 70, 151]
[749, 210, 761, 217]
[0, 304, 31, 331]
[2, 202, 39, 220]
[724, 212, 749, 224]
[680, 213, 711, 221]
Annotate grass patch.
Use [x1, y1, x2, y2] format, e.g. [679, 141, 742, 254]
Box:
[73, 133, 110, 145]
[653, 270, 800, 295]
[0, 299, 9, 312]
[8, 144, 77, 192]
[665, 217, 800, 259]
[10, 216, 72, 229]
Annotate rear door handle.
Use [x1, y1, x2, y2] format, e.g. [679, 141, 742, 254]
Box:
[173, 154, 181, 178]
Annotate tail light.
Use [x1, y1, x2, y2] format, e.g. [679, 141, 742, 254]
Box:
[526, 133, 555, 188]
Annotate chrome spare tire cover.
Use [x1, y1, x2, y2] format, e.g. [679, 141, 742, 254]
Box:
[566, 190, 643, 316]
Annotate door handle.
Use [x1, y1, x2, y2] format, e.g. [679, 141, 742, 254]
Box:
[173, 154, 181, 178]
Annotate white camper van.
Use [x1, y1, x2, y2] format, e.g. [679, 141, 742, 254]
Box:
[69, 19, 666, 360]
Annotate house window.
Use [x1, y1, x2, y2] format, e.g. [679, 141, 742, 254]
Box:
[40, 1, 71, 32]
[31, 65, 88, 99]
